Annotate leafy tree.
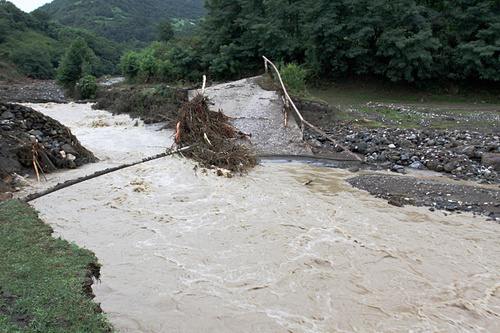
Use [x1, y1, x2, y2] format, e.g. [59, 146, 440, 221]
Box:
[200, 0, 265, 78]
[120, 50, 142, 79]
[435, 0, 500, 83]
[158, 20, 175, 42]
[57, 37, 99, 89]
[139, 52, 160, 81]
[195, 0, 499, 86]
[119, 38, 203, 83]
[0, 20, 9, 43]
[260, 0, 308, 63]
[164, 36, 204, 81]
[0, 1, 122, 80]
[373, 0, 441, 82]
[75, 75, 98, 99]
[39, 0, 206, 44]
[30, 9, 51, 32]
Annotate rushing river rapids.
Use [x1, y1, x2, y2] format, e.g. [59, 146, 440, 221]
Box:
[19, 103, 500, 332]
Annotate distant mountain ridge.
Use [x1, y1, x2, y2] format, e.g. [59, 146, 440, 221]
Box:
[40, 0, 206, 43]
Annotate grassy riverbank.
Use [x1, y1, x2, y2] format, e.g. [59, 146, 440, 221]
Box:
[304, 78, 500, 132]
[0, 200, 113, 332]
[309, 77, 500, 106]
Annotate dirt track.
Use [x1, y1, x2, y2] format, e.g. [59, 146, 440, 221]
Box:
[192, 76, 312, 156]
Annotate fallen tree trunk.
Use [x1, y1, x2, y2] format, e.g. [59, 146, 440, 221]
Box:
[20, 145, 196, 203]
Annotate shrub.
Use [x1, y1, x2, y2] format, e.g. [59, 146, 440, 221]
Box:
[120, 50, 141, 80]
[279, 62, 308, 95]
[76, 75, 97, 99]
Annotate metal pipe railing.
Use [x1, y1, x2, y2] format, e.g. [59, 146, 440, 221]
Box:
[262, 56, 363, 163]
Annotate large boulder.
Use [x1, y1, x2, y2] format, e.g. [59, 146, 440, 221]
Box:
[482, 153, 500, 171]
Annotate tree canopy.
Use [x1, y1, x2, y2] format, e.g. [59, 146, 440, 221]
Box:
[197, 0, 500, 85]
[158, 20, 175, 43]
[2, 0, 498, 89]
[57, 37, 99, 88]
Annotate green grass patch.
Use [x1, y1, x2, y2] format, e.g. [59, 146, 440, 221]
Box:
[348, 105, 425, 127]
[351, 118, 383, 128]
[426, 120, 498, 130]
[0, 200, 113, 332]
[308, 77, 500, 106]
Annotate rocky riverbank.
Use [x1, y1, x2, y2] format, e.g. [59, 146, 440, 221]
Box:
[0, 79, 97, 195]
[299, 100, 500, 183]
[307, 125, 499, 184]
[298, 100, 500, 220]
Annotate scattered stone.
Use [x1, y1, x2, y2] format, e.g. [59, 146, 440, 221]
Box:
[346, 174, 500, 219]
[2, 111, 14, 119]
[409, 161, 425, 170]
[348, 166, 360, 173]
[62, 143, 79, 156]
[0, 192, 13, 202]
[305, 122, 499, 184]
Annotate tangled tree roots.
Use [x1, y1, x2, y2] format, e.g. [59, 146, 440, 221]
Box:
[174, 94, 258, 174]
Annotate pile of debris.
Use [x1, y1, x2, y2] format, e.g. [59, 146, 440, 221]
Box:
[174, 94, 257, 174]
[0, 102, 96, 190]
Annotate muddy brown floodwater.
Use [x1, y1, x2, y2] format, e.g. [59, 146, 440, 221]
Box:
[18, 103, 500, 332]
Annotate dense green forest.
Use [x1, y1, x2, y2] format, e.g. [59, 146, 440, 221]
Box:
[0, 0, 122, 80]
[196, 0, 500, 85]
[40, 0, 206, 44]
[120, 0, 499, 89]
[2, 0, 499, 91]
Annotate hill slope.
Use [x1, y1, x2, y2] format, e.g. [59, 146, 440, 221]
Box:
[0, 1, 122, 80]
[40, 0, 206, 43]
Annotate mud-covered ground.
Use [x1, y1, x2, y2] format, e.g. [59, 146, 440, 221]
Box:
[1, 78, 499, 220]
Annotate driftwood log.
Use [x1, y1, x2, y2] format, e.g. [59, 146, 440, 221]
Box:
[20, 145, 196, 203]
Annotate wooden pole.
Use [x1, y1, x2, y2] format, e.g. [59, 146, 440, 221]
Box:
[20, 145, 196, 203]
[302, 120, 363, 162]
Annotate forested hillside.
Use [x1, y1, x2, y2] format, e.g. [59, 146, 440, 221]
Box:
[2, 0, 499, 91]
[0, 1, 122, 80]
[196, 0, 500, 86]
[40, 0, 206, 44]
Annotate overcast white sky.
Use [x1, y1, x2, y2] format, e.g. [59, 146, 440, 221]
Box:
[9, 0, 53, 13]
